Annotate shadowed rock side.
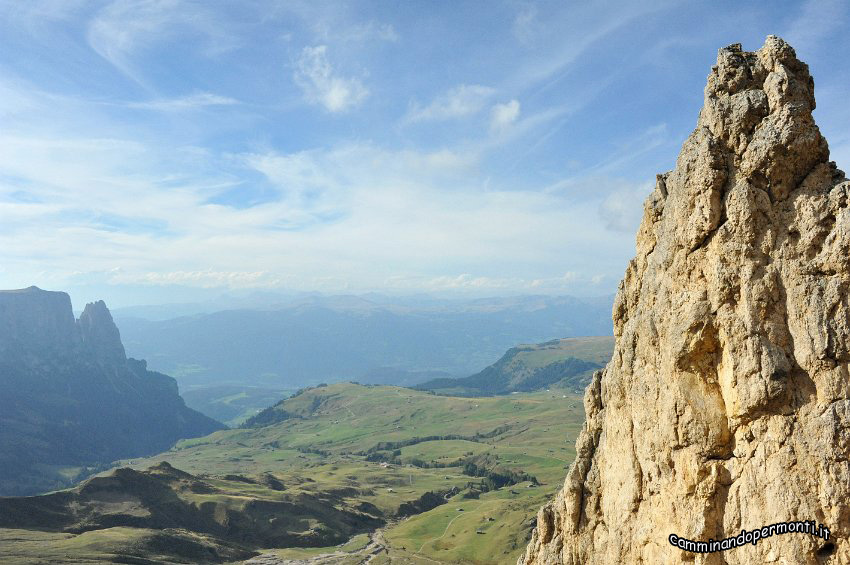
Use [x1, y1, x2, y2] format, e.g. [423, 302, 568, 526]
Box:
[0, 287, 224, 495]
[520, 37, 850, 564]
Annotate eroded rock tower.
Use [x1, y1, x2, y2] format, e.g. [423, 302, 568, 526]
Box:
[520, 36, 850, 564]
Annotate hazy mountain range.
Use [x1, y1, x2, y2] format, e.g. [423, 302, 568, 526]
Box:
[115, 294, 614, 390]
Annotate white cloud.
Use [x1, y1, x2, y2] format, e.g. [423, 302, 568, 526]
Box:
[598, 181, 653, 232]
[293, 45, 368, 112]
[418, 274, 521, 291]
[490, 99, 521, 132]
[0, 128, 633, 297]
[386, 270, 607, 295]
[0, 80, 42, 118]
[336, 21, 399, 43]
[127, 92, 238, 111]
[109, 269, 271, 288]
[406, 84, 495, 122]
[299, 6, 400, 44]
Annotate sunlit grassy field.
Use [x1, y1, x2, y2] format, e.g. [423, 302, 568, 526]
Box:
[124, 383, 587, 563]
[3, 382, 588, 564]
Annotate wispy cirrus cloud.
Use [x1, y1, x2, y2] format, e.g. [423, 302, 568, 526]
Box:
[505, 1, 678, 94]
[126, 92, 238, 111]
[293, 45, 369, 113]
[86, 0, 237, 88]
[314, 19, 399, 44]
[406, 84, 495, 123]
[542, 123, 672, 194]
[785, 0, 847, 55]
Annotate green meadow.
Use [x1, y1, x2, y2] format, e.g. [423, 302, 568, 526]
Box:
[1, 382, 588, 564]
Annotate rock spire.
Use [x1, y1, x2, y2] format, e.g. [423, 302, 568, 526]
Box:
[520, 36, 849, 564]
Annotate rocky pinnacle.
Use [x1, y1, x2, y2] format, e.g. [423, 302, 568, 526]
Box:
[520, 36, 849, 564]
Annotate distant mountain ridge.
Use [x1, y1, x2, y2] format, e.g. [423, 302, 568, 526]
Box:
[116, 294, 614, 388]
[416, 336, 615, 396]
[0, 286, 223, 496]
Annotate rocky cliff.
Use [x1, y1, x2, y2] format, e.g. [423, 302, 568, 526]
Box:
[520, 37, 849, 564]
[0, 287, 224, 496]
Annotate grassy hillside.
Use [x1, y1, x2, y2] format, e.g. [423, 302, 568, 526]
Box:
[417, 336, 614, 396]
[0, 383, 587, 564]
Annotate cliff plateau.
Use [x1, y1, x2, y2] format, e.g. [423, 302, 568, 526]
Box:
[0, 287, 223, 496]
[520, 37, 850, 564]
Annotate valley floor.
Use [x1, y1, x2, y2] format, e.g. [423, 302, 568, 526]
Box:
[0, 383, 586, 565]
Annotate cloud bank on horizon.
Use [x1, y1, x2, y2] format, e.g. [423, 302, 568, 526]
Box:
[0, 0, 848, 307]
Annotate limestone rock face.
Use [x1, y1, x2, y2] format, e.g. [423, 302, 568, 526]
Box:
[520, 36, 849, 564]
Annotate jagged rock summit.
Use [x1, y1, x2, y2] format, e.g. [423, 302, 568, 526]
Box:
[520, 36, 849, 564]
[0, 286, 224, 495]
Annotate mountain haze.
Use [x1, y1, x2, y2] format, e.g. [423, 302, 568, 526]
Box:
[116, 294, 613, 388]
[417, 336, 614, 396]
[0, 287, 223, 496]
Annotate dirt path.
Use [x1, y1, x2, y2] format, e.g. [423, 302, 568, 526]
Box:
[244, 524, 395, 565]
[362, 527, 390, 563]
[243, 517, 459, 565]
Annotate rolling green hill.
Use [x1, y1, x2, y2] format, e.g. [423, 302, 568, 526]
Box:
[416, 336, 614, 396]
[0, 382, 588, 564]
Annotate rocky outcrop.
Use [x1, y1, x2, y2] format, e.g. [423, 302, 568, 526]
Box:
[0, 287, 224, 495]
[520, 37, 849, 564]
[0, 286, 78, 355]
[78, 299, 127, 366]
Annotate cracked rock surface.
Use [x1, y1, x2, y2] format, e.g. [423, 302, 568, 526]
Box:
[519, 36, 850, 565]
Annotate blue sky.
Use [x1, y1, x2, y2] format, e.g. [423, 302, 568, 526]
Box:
[1, 0, 849, 307]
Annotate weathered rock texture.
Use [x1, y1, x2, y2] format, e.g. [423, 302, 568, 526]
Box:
[520, 36, 849, 564]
